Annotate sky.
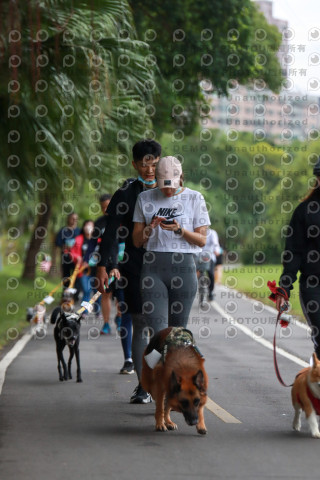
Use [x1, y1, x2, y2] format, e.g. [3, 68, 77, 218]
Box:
[255, 0, 320, 94]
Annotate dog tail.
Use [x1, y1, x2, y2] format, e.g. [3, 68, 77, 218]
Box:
[50, 306, 62, 325]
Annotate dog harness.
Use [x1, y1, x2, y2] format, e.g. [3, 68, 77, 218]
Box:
[161, 327, 204, 363]
[295, 371, 320, 415]
[296, 387, 320, 416]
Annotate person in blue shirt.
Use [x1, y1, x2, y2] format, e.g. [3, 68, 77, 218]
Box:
[55, 212, 81, 295]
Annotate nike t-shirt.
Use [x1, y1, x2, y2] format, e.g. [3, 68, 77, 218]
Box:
[133, 187, 211, 253]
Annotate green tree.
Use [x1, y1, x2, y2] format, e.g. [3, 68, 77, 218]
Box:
[262, 140, 320, 263]
[1, 0, 157, 279]
[160, 130, 315, 265]
[130, 0, 283, 135]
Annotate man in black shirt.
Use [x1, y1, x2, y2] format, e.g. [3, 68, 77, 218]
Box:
[97, 139, 161, 403]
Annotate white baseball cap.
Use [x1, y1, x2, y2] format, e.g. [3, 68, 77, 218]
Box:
[156, 156, 182, 189]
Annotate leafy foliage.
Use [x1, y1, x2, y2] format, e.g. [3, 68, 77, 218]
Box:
[0, 0, 156, 203]
[160, 129, 317, 264]
[0, 0, 157, 278]
[130, 0, 283, 134]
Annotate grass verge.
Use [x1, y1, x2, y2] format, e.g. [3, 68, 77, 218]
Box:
[0, 264, 62, 352]
[222, 264, 304, 320]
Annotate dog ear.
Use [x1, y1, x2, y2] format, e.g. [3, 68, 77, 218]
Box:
[170, 371, 181, 395]
[193, 370, 205, 392]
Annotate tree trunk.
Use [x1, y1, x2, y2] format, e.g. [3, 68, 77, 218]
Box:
[22, 195, 52, 280]
[48, 230, 59, 279]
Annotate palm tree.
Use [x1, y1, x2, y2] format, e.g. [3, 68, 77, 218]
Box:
[1, 0, 157, 279]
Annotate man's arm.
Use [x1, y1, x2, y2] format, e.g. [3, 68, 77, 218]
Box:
[96, 188, 128, 293]
[97, 215, 121, 269]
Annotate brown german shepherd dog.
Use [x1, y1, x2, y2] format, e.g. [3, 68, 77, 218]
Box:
[141, 327, 208, 434]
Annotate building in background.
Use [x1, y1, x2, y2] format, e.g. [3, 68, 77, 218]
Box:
[208, 85, 320, 141]
[207, 0, 320, 142]
[256, 0, 289, 77]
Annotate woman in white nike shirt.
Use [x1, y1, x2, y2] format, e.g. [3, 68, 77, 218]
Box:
[132, 156, 210, 337]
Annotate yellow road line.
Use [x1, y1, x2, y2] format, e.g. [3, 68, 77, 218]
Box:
[205, 397, 242, 424]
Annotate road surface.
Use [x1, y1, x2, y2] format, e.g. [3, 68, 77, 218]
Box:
[0, 285, 318, 480]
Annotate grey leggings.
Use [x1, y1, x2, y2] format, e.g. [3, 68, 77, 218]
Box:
[132, 251, 197, 378]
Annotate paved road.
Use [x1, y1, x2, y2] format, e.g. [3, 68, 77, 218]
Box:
[0, 286, 319, 480]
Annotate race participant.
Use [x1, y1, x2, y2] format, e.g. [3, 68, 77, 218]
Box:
[276, 158, 320, 360]
[196, 228, 221, 301]
[96, 139, 161, 403]
[132, 156, 211, 335]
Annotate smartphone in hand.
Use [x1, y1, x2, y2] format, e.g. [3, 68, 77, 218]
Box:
[162, 219, 174, 225]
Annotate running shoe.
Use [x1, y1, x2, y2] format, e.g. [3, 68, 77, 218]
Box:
[130, 384, 152, 404]
[120, 361, 135, 375]
[208, 292, 214, 301]
[100, 323, 111, 335]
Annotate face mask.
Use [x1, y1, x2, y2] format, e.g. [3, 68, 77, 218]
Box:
[138, 175, 157, 186]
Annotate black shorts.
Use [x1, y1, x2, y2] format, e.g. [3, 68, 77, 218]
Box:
[216, 254, 223, 266]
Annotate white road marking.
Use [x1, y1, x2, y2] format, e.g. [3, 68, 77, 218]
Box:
[0, 283, 309, 433]
[0, 333, 33, 395]
[218, 285, 310, 332]
[205, 397, 242, 424]
[212, 300, 308, 368]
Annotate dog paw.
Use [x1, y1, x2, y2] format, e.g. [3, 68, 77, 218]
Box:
[77, 378, 83, 383]
[197, 428, 207, 435]
[166, 422, 178, 431]
[312, 431, 320, 438]
[293, 424, 301, 432]
[156, 424, 167, 432]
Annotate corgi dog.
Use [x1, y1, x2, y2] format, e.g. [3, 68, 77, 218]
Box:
[292, 353, 320, 438]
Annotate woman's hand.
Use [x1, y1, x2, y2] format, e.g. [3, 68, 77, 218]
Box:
[150, 216, 166, 229]
[161, 223, 207, 248]
[133, 216, 166, 248]
[160, 219, 180, 232]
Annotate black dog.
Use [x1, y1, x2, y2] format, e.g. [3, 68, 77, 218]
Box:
[51, 307, 82, 383]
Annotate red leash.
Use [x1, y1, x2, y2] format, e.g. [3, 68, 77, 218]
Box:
[273, 308, 293, 387]
[268, 280, 293, 387]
